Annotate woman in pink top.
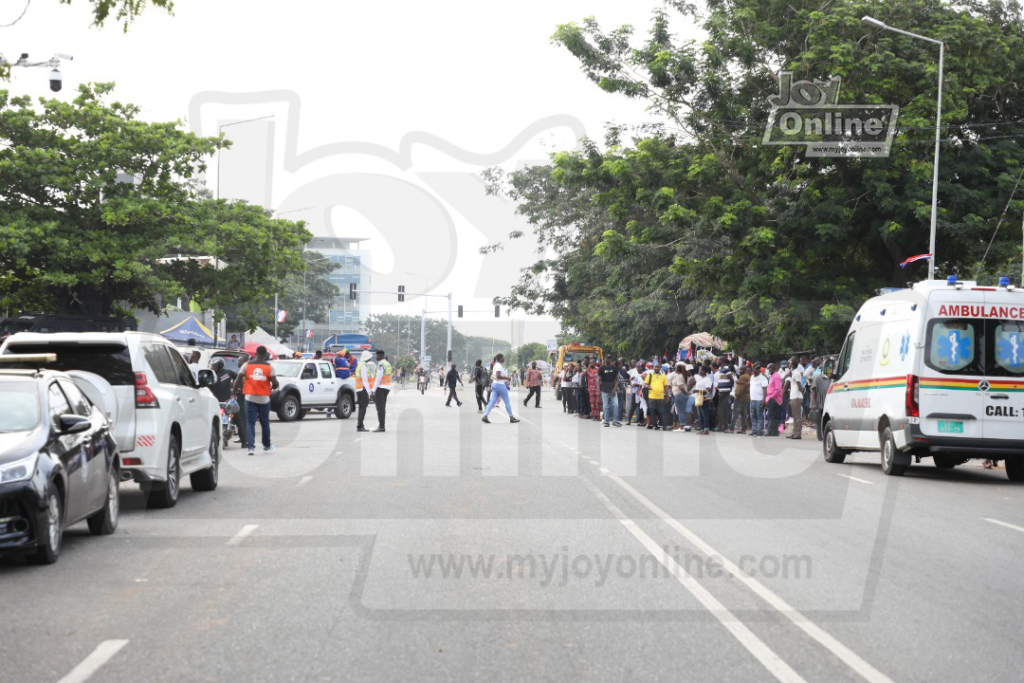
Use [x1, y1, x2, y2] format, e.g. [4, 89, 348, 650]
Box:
[765, 363, 783, 437]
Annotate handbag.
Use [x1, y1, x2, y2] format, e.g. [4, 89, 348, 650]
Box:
[695, 390, 705, 407]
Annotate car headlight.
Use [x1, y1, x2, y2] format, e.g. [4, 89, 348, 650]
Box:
[0, 454, 38, 484]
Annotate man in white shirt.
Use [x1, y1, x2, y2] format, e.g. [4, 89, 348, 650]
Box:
[786, 360, 805, 440]
[188, 351, 202, 382]
[355, 350, 373, 432]
[370, 349, 393, 433]
[748, 363, 769, 436]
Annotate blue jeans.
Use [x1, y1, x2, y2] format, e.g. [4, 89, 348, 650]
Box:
[673, 393, 688, 426]
[601, 391, 618, 424]
[616, 390, 626, 422]
[749, 400, 764, 435]
[246, 400, 271, 449]
[485, 381, 514, 418]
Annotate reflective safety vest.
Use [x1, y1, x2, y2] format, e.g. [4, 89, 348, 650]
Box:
[377, 359, 393, 388]
[243, 362, 273, 396]
[355, 363, 370, 392]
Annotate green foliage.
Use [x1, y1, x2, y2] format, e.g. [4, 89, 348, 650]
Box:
[365, 314, 509, 369]
[0, 83, 311, 327]
[488, 0, 1024, 356]
[61, 0, 174, 30]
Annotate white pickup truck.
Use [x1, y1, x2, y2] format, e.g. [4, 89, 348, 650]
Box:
[268, 359, 355, 421]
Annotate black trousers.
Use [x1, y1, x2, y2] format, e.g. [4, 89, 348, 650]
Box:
[446, 386, 461, 405]
[357, 390, 369, 428]
[524, 386, 541, 407]
[374, 388, 389, 428]
[766, 400, 782, 436]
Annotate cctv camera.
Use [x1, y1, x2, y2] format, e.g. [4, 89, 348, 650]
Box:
[56, 53, 73, 61]
[49, 69, 62, 92]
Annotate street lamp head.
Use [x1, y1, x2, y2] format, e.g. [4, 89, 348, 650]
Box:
[861, 16, 887, 29]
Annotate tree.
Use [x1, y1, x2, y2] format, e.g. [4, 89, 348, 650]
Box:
[225, 252, 340, 340]
[487, 0, 1024, 356]
[515, 342, 549, 368]
[0, 83, 312, 328]
[64, 0, 173, 30]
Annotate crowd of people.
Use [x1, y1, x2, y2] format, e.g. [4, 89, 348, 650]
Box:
[551, 354, 835, 439]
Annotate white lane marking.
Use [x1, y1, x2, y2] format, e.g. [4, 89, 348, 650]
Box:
[226, 524, 259, 546]
[984, 518, 1024, 535]
[297, 476, 313, 487]
[580, 477, 805, 683]
[57, 640, 129, 683]
[604, 474, 895, 683]
[837, 474, 874, 485]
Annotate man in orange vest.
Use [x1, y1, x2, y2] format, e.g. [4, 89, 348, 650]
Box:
[232, 346, 280, 456]
[370, 349, 393, 432]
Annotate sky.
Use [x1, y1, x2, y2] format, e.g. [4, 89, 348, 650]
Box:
[1, 0, 691, 346]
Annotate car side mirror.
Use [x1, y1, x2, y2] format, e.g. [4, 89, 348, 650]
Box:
[59, 414, 91, 434]
[197, 369, 215, 388]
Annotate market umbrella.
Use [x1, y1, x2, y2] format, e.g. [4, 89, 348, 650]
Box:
[242, 341, 277, 360]
[530, 360, 552, 371]
[679, 332, 725, 349]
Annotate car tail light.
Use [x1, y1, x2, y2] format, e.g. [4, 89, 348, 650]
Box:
[905, 374, 920, 418]
[122, 457, 142, 466]
[135, 372, 159, 409]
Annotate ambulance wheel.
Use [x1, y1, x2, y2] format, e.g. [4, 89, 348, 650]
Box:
[1006, 457, 1024, 482]
[880, 427, 906, 476]
[822, 420, 846, 464]
[932, 455, 960, 469]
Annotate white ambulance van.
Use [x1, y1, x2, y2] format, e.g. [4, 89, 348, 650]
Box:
[821, 276, 1024, 480]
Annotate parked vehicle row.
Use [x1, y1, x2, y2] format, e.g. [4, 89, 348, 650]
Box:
[1, 332, 224, 564]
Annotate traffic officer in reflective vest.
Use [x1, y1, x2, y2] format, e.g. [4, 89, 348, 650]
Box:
[370, 349, 392, 433]
[355, 350, 373, 432]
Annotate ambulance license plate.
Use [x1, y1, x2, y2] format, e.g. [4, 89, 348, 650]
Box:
[937, 420, 964, 434]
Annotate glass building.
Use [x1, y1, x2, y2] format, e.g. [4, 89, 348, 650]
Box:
[289, 237, 371, 350]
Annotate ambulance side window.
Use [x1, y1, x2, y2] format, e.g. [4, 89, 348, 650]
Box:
[926, 319, 983, 375]
[989, 320, 1024, 377]
[835, 331, 856, 379]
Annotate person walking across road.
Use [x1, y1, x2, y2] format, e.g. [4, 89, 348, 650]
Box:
[470, 359, 487, 413]
[232, 346, 280, 456]
[482, 353, 520, 424]
[523, 362, 543, 408]
[370, 349, 393, 432]
[445, 363, 464, 407]
[354, 350, 373, 432]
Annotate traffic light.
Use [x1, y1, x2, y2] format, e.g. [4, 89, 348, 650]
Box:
[349, 283, 357, 300]
[457, 305, 463, 318]
[494, 305, 500, 318]
[398, 285, 405, 302]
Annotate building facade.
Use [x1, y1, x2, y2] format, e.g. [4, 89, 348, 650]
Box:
[289, 237, 371, 350]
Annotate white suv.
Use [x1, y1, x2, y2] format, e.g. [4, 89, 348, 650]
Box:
[1, 332, 222, 508]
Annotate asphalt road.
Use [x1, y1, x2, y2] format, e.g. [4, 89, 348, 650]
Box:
[2, 384, 1023, 683]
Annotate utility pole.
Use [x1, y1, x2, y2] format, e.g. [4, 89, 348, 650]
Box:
[447, 292, 453, 364]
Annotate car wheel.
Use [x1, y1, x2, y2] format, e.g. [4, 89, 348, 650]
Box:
[822, 420, 847, 464]
[87, 466, 120, 535]
[297, 409, 309, 420]
[191, 424, 220, 492]
[933, 455, 961, 469]
[28, 488, 63, 565]
[147, 434, 181, 509]
[880, 426, 906, 476]
[277, 394, 300, 422]
[1006, 457, 1024, 482]
[336, 392, 354, 420]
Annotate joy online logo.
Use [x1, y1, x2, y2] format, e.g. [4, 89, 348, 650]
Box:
[762, 72, 900, 158]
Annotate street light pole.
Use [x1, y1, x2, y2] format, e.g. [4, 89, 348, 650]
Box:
[863, 16, 944, 280]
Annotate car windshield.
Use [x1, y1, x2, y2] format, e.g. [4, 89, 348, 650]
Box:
[271, 361, 304, 378]
[2, 343, 135, 385]
[0, 320, 34, 335]
[0, 380, 41, 432]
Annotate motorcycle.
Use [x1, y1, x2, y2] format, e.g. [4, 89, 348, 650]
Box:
[417, 374, 428, 394]
[220, 401, 239, 448]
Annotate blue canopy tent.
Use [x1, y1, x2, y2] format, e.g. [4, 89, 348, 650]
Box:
[160, 316, 216, 345]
